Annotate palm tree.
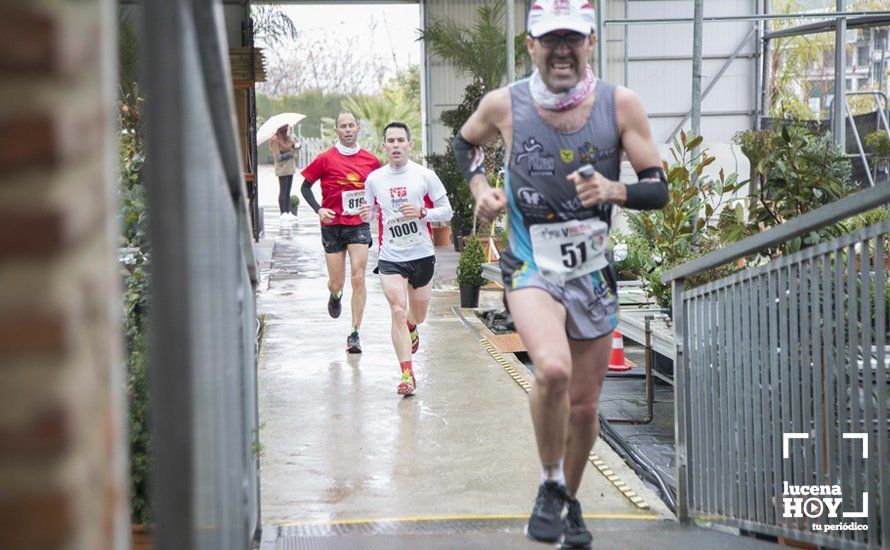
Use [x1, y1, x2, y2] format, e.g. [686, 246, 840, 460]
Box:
[417, 0, 527, 93]
[339, 86, 422, 161]
[418, 1, 524, 239]
[251, 4, 298, 48]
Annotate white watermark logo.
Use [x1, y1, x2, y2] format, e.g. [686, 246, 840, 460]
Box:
[781, 433, 869, 531]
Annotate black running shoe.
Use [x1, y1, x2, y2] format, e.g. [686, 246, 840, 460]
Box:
[346, 331, 361, 354]
[327, 292, 342, 318]
[562, 497, 593, 549]
[526, 481, 568, 543]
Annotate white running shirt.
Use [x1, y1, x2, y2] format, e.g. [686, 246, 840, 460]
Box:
[364, 160, 452, 262]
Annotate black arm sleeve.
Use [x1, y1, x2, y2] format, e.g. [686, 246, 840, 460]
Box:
[300, 180, 322, 213]
[624, 167, 669, 211]
[452, 132, 487, 183]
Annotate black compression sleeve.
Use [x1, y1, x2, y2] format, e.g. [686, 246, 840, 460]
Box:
[624, 167, 669, 211]
[300, 180, 322, 213]
[453, 132, 486, 183]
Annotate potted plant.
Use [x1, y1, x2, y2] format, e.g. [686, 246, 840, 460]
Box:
[457, 235, 486, 308]
[289, 194, 300, 216]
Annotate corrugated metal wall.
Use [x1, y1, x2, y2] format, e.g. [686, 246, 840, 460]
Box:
[610, 0, 757, 144]
[423, 0, 757, 151]
[423, 0, 528, 155]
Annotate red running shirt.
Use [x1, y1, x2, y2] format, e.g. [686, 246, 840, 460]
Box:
[300, 148, 381, 226]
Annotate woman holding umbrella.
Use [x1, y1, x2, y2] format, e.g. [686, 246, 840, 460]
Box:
[270, 124, 300, 220]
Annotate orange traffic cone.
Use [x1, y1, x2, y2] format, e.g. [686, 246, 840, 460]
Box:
[608, 331, 632, 371]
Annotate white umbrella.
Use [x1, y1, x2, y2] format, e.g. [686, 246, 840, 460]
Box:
[257, 112, 306, 145]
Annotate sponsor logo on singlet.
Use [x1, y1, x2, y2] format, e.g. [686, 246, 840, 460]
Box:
[578, 142, 617, 164]
[337, 172, 364, 187]
[516, 138, 556, 177]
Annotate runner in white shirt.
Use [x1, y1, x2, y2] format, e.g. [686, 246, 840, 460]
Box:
[359, 122, 453, 396]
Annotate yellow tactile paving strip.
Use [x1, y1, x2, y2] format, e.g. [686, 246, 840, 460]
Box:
[478, 338, 651, 511]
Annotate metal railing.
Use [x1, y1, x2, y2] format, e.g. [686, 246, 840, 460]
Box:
[144, 1, 260, 548]
[663, 185, 889, 549]
[844, 91, 890, 187]
[296, 136, 329, 169]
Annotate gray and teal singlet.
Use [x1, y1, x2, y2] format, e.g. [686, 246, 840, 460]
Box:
[500, 77, 620, 340]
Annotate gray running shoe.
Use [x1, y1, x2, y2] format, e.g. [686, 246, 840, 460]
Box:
[327, 292, 342, 318]
[525, 481, 568, 544]
[346, 331, 361, 354]
[562, 497, 593, 548]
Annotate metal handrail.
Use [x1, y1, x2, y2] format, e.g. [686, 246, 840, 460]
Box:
[845, 97, 877, 187]
[604, 10, 890, 26]
[662, 184, 890, 282]
[847, 90, 890, 185]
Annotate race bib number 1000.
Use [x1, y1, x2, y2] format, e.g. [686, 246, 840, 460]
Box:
[529, 219, 609, 283]
[341, 190, 365, 215]
[384, 217, 423, 250]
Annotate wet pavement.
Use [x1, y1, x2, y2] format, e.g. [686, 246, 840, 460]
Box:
[253, 169, 773, 548]
[254, 178, 664, 522]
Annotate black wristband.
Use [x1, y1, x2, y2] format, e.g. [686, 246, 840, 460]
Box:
[624, 167, 669, 211]
[453, 132, 486, 183]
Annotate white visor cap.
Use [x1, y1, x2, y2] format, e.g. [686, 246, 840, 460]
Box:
[527, 0, 597, 37]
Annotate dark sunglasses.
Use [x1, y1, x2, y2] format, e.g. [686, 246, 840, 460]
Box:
[534, 32, 589, 49]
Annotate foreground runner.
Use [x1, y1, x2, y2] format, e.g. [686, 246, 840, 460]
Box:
[300, 112, 380, 353]
[454, 1, 668, 546]
[359, 122, 452, 396]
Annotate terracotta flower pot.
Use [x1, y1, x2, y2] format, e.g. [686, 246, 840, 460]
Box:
[433, 225, 452, 247]
[132, 524, 152, 549]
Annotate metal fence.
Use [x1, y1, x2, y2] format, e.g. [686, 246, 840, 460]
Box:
[664, 185, 890, 549]
[144, 1, 260, 548]
[297, 136, 328, 169]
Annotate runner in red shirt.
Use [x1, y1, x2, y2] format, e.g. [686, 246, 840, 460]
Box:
[300, 112, 381, 353]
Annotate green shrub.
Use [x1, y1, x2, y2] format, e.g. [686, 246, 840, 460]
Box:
[866, 131, 890, 179]
[865, 131, 890, 159]
[119, 87, 152, 526]
[457, 235, 486, 287]
[626, 132, 741, 308]
[735, 125, 853, 257]
[427, 81, 503, 239]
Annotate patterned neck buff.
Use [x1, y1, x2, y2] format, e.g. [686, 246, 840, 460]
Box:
[529, 65, 596, 111]
[335, 142, 361, 156]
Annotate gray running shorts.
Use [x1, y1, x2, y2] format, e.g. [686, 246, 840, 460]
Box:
[502, 255, 619, 340]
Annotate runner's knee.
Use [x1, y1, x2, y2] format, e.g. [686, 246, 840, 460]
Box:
[534, 356, 571, 395]
[390, 304, 408, 325]
[569, 400, 599, 426]
[351, 272, 364, 290]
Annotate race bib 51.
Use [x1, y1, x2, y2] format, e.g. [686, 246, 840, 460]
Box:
[529, 218, 609, 283]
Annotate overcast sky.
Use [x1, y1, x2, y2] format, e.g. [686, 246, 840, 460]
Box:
[272, 3, 422, 80]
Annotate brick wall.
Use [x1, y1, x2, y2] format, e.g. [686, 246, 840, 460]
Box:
[0, 1, 128, 548]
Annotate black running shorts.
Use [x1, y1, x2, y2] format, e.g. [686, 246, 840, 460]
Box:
[320, 223, 372, 254]
[374, 256, 436, 289]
